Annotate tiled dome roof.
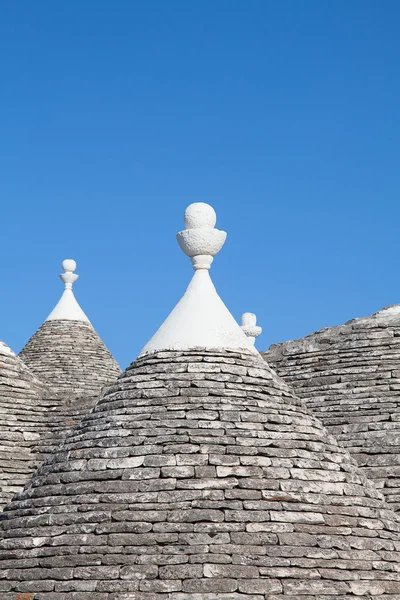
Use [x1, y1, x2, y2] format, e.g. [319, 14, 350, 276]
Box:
[264, 304, 400, 511]
[0, 261, 121, 509]
[1, 348, 400, 598]
[2, 206, 400, 598]
[0, 337, 102, 511]
[19, 260, 121, 400]
[20, 319, 121, 399]
[0, 339, 54, 509]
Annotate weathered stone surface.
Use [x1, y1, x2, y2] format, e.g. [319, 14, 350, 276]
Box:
[0, 317, 121, 510]
[20, 319, 121, 400]
[0, 340, 55, 510]
[1, 348, 400, 598]
[264, 304, 400, 511]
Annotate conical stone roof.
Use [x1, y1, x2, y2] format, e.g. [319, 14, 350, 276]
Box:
[264, 304, 400, 512]
[2, 348, 400, 598]
[19, 259, 121, 400]
[0, 332, 111, 512]
[0, 339, 55, 510]
[2, 205, 400, 598]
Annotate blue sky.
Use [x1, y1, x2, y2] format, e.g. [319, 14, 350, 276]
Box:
[1, 1, 399, 369]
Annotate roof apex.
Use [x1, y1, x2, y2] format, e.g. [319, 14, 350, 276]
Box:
[140, 203, 258, 356]
[45, 259, 90, 322]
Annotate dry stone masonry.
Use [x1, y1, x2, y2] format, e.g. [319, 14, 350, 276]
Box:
[0, 340, 57, 510]
[2, 204, 400, 599]
[0, 328, 118, 512]
[20, 319, 121, 400]
[20, 260, 121, 400]
[264, 304, 400, 512]
[0, 260, 120, 508]
[2, 348, 400, 599]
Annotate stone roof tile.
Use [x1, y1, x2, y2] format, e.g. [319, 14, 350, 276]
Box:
[20, 319, 121, 400]
[0, 339, 55, 509]
[1, 348, 400, 597]
[264, 303, 400, 511]
[2, 205, 400, 597]
[19, 260, 121, 399]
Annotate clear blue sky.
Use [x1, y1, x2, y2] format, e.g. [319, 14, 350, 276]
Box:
[1, 1, 399, 369]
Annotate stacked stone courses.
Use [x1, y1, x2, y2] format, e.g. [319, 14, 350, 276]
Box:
[20, 319, 121, 400]
[0, 336, 118, 512]
[0, 257, 121, 508]
[0, 317, 120, 509]
[264, 305, 400, 512]
[2, 349, 400, 598]
[0, 341, 58, 510]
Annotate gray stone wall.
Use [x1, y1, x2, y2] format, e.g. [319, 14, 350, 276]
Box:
[1, 349, 400, 598]
[264, 307, 400, 511]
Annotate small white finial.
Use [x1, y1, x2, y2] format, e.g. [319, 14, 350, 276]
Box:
[176, 202, 227, 270]
[241, 313, 262, 346]
[45, 259, 90, 322]
[60, 259, 79, 290]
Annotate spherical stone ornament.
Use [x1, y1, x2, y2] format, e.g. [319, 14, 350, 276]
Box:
[184, 202, 217, 229]
[62, 258, 77, 273]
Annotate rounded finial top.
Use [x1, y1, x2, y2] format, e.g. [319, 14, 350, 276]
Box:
[242, 313, 257, 327]
[184, 203, 217, 230]
[62, 259, 77, 273]
[177, 203, 226, 270]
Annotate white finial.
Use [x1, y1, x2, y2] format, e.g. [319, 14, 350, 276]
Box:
[176, 202, 227, 270]
[60, 259, 78, 290]
[46, 260, 90, 322]
[241, 313, 262, 346]
[140, 204, 259, 356]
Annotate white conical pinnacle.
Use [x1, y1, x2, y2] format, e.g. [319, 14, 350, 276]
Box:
[46, 259, 90, 322]
[140, 203, 258, 356]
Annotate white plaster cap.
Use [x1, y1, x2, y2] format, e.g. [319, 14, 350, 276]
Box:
[140, 203, 258, 356]
[46, 260, 90, 322]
